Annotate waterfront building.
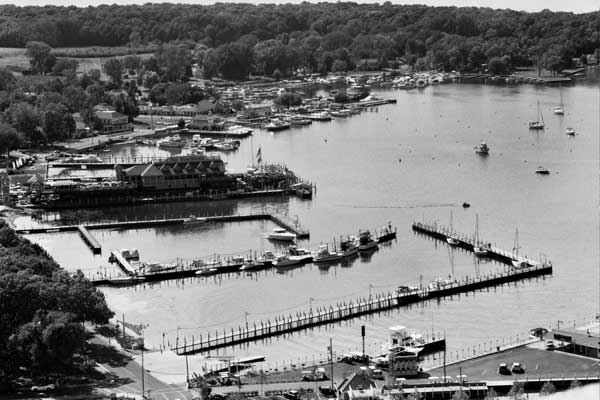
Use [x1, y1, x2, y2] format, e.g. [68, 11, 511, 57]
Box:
[388, 348, 420, 377]
[337, 372, 379, 400]
[117, 155, 228, 190]
[551, 322, 600, 359]
[94, 109, 132, 134]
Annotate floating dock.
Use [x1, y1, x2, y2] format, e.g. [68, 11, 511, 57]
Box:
[171, 262, 552, 355]
[78, 225, 101, 254]
[17, 213, 310, 239]
[412, 221, 542, 267]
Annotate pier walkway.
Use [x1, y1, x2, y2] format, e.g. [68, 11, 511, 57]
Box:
[17, 212, 310, 239]
[171, 262, 552, 355]
[110, 250, 136, 275]
[78, 225, 101, 254]
[412, 221, 542, 267]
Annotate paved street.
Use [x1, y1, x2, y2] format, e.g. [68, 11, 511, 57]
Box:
[90, 334, 197, 400]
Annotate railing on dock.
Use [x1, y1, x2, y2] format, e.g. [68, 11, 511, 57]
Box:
[412, 221, 545, 267]
[171, 262, 552, 355]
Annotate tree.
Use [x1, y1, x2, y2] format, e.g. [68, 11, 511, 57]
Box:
[42, 103, 75, 143]
[0, 68, 16, 91]
[26, 41, 54, 74]
[52, 58, 79, 75]
[0, 123, 22, 157]
[488, 57, 508, 75]
[540, 381, 556, 396]
[123, 55, 141, 74]
[452, 389, 469, 400]
[216, 42, 253, 80]
[9, 103, 43, 145]
[177, 118, 186, 128]
[508, 381, 525, 399]
[102, 58, 124, 86]
[331, 59, 347, 73]
[274, 92, 302, 108]
[154, 44, 192, 82]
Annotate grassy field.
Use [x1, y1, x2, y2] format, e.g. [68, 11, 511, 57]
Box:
[0, 46, 154, 75]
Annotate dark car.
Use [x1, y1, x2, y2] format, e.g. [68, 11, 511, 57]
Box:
[498, 363, 511, 375]
[511, 362, 525, 373]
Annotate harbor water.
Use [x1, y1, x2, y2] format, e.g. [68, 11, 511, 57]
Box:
[20, 83, 599, 370]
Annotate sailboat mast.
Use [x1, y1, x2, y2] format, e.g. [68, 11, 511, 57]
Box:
[250, 135, 255, 168]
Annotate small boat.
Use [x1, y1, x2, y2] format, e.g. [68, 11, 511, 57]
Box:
[157, 134, 185, 148]
[473, 214, 490, 257]
[428, 278, 454, 290]
[265, 118, 291, 131]
[446, 236, 460, 246]
[308, 111, 332, 121]
[565, 127, 576, 136]
[358, 230, 378, 252]
[195, 267, 219, 276]
[339, 237, 359, 258]
[529, 100, 545, 130]
[554, 87, 564, 115]
[330, 109, 350, 118]
[462, 202, 471, 208]
[266, 228, 297, 241]
[212, 140, 239, 151]
[290, 116, 312, 126]
[240, 260, 267, 271]
[349, 107, 362, 115]
[312, 244, 342, 264]
[288, 246, 313, 263]
[535, 166, 550, 175]
[377, 223, 396, 243]
[255, 250, 277, 267]
[474, 140, 489, 155]
[446, 211, 460, 246]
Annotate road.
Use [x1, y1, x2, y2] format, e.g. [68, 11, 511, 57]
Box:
[90, 334, 197, 400]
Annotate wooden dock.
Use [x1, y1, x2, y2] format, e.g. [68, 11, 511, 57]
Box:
[110, 250, 136, 275]
[171, 262, 552, 355]
[16, 212, 310, 239]
[78, 225, 101, 254]
[411, 221, 544, 267]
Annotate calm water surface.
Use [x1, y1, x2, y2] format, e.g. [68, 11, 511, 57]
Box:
[21, 83, 599, 368]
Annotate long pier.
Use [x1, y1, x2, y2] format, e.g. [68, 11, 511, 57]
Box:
[411, 221, 542, 267]
[17, 213, 310, 239]
[78, 225, 101, 254]
[171, 262, 552, 355]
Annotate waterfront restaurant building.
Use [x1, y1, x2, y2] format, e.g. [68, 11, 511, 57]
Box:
[388, 348, 420, 377]
[552, 326, 600, 359]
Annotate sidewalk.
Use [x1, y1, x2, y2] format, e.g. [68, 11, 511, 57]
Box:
[57, 127, 157, 152]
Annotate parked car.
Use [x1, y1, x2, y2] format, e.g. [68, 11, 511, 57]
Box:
[511, 362, 525, 373]
[498, 363, 511, 375]
[31, 383, 55, 392]
[545, 340, 555, 351]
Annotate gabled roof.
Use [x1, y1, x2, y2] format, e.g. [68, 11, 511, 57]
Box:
[337, 373, 376, 393]
[124, 163, 163, 177]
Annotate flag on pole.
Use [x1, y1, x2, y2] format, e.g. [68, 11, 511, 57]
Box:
[256, 147, 262, 164]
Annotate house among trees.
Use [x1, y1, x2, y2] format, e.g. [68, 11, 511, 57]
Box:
[94, 107, 132, 134]
[356, 59, 381, 71]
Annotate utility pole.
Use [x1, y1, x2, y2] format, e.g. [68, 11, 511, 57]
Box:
[443, 347, 446, 384]
[141, 336, 145, 399]
[328, 338, 334, 391]
[361, 325, 366, 363]
[185, 354, 190, 384]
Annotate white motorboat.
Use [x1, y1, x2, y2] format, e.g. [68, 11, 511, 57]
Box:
[157, 134, 185, 148]
[565, 127, 576, 136]
[288, 246, 313, 263]
[290, 116, 312, 126]
[312, 244, 342, 264]
[212, 140, 239, 151]
[446, 211, 460, 246]
[330, 109, 350, 118]
[265, 118, 291, 131]
[266, 228, 296, 241]
[308, 111, 332, 121]
[535, 166, 550, 175]
[554, 87, 564, 115]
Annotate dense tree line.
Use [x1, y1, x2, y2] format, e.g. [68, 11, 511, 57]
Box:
[0, 220, 113, 379]
[0, 3, 597, 77]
